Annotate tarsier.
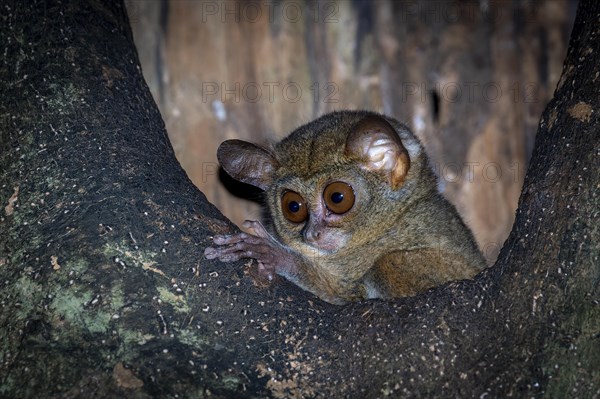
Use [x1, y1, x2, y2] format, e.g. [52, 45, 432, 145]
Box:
[204, 111, 485, 305]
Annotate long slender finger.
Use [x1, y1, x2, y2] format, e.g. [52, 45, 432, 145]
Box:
[205, 246, 248, 262]
[211, 234, 269, 253]
[213, 232, 273, 247]
[205, 241, 274, 262]
[212, 233, 246, 245]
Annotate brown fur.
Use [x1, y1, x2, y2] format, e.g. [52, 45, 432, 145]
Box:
[209, 111, 486, 305]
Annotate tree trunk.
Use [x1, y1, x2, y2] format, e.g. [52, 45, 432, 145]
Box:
[0, 1, 597, 398]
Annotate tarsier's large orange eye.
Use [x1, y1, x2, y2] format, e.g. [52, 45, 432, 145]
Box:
[323, 181, 355, 214]
[281, 191, 308, 223]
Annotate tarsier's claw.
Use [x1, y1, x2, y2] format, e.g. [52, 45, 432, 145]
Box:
[256, 262, 275, 281]
[204, 247, 217, 259]
[212, 235, 227, 244]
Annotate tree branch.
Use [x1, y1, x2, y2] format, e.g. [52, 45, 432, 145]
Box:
[0, 1, 597, 397]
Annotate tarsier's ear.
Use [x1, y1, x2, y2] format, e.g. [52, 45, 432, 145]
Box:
[217, 140, 279, 190]
[345, 115, 410, 190]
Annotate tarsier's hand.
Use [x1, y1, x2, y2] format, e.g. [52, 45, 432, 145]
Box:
[204, 220, 296, 280]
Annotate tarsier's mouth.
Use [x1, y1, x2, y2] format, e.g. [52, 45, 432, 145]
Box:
[300, 234, 347, 254]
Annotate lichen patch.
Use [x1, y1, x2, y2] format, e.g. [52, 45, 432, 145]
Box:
[142, 261, 165, 276]
[4, 186, 19, 216]
[51, 255, 61, 271]
[112, 362, 144, 389]
[567, 102, 593, 123]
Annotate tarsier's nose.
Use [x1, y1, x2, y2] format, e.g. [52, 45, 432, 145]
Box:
[303, 216, 327, 244]
[304, 227, 321, 243]
[302, 222, 345, 252]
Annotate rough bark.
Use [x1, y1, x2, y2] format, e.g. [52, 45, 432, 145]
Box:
[0, 1, 597, 398]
